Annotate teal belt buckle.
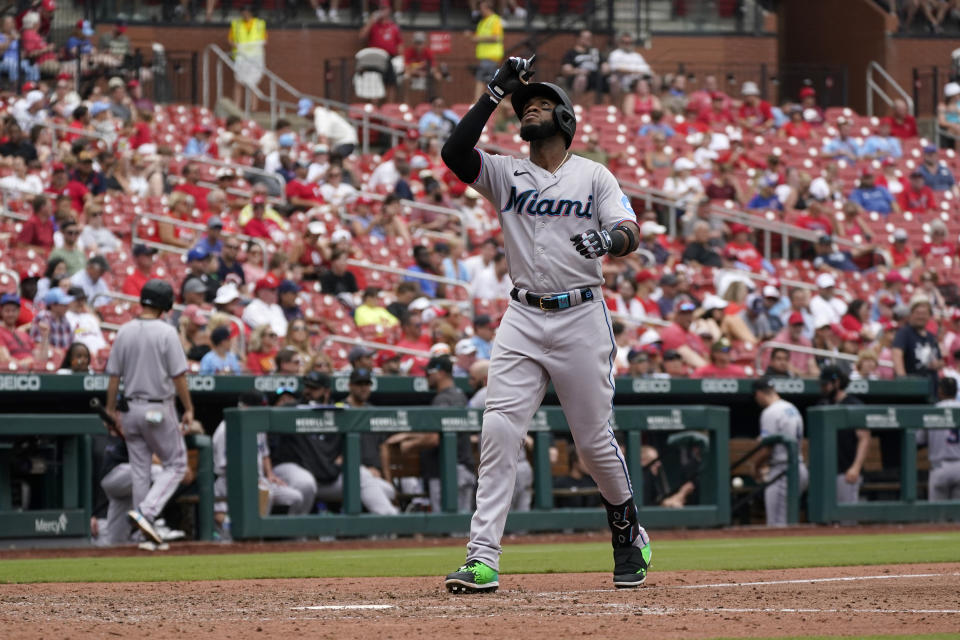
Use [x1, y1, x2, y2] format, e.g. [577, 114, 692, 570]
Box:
[557, 293, 570, 309]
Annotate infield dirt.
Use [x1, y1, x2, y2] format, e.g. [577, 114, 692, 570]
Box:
[2, 562, 958, 639]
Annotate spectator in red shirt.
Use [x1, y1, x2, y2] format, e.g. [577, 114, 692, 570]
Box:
[693, 337, 747, 378]
[770, 311, 819, 376]
[404, 31, 444, 89]
[121, 244, 159, 297]
[16, 194, 55, 249]
[724, 223, 766, 272]
[687, 74, 731, 116]
[737, 81, 774, 133]
[888, 228, 917, 268]
[658, 300, 708, 369]
[17, 0, 54, 36]
[128, 109, 155, 152]
[697, 92, 735, 129]
[285, 161, 325, 211]
[792, 200, 834, 237]
[46, 163, 89, 214]
[883, 99, 918, 139]
[359, 4, 402, 92]
[897, 170, 937, 214]
[780, 105, 814, 141]
[918, 220, 955, 263]
[0, 293, 44, 369]
[633, 269, 662, 319]
[173, 162, 210, 211]
[19, 11, 57, 72]
[241, 194, 280, 240]
[799, 86, 824, 124]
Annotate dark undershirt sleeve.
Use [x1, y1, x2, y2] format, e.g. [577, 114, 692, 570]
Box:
[440, 94, 499, 184]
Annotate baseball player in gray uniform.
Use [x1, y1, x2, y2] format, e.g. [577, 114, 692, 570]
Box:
[440, 55, 651, 593]
[105, 279, 194, 545]
[752, 378, 809, 526]
[920, 377, 960, 500]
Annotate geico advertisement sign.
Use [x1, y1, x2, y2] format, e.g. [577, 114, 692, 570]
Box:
[254, 376, 300, 392]
[0, 375, 41, 391]
[700, 379, 740, 393]
[631, 379, 671, 393]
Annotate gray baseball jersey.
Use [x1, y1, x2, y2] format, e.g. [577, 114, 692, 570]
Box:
[471, 150, 637, 292]
[759, 399, 805, 466]
[921, 400, 960, 500]
[106, 317, 189, 522]
[463, 149, 648, 572]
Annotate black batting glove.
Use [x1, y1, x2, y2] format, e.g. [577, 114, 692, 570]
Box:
[487, 54, 536, 102]
[570, 229, 612, 259]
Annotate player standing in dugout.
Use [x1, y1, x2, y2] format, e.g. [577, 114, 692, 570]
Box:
[439, 54, 652, 593]
[105, 279, 194, 546]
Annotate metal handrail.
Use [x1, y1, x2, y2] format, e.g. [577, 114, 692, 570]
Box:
[344, 258, 472, 296]
[91, 291, 247, 355]
[866, 60, 914, 117]
[609, 311, 671, 329]
[755, 340, 894, 371]
[176, 155, 285, 200]
[39, 121, 111, 144]
[130, 211, 269, 270]
[324, 335, 431, 358]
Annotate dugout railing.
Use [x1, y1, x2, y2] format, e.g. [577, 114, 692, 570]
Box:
[223, 405, 730, 539]
[0, 415, 215, 540]
[807, 405, 960, 524]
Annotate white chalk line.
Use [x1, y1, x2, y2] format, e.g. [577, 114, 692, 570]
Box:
[291, 604, 394, 611]
[674, 571, 960, 589]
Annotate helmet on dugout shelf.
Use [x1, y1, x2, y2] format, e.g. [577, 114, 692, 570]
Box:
[510, 81, 577, 149]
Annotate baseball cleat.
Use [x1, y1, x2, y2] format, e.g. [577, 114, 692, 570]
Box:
[445, 560, 499, 594]
[137, 541, 170, 552]
[613, 542, 652, 588]
[128, 509, 163, 545]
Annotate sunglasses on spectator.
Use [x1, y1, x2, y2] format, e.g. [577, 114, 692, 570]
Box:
[266, 332, 278, 338]
[291, 324, 306, 331]
[65, 230, 79, 236]
[225, 244, 240, 249]
[328, 171, 341, 177]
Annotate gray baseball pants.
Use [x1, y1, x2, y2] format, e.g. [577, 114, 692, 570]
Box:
[930, 461, 960, 500]
[99, 462, 161, 545]
[466, 299, 639, 571]
[763, 462, 809, 527]
[122, 399, 187, 522]
[273, 462, 399, 515]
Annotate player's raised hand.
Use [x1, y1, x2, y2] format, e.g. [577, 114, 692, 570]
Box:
[487, 54, 536, 101]
[570, 228, 612, 259]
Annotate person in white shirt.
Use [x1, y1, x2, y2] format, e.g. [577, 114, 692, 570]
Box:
[470, 250, 512, 300]
[662, 157, 704, 212]
[319, 165, 358, 207]
[65, 287, 107, 355]
[312, 104, 359, 156]
[809, 273, 847, 325]
[0, 156, 44, 196]
[12, 89, 47, 132]
[366, 154, 403, 193]
[463, 237, 498, 285]
[606, 32, 652, 100]
[78, 206, 121, 253]
[306, 144, 331, 184]
[69, 255, 111, 308]
[241, 274, 288, 337]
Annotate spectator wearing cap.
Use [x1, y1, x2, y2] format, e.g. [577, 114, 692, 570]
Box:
[813, 234, 859, 272]
[861, 119, 902, 160]
[746, 176, 783, 212]
[470, 249, 510, 300]
[12, 87, 47, 132]
[696, 91, 736, 129]
[242, 274, 288, 338]
[741, 295, 775, 342]
[184, 125, 218, 159]
[659, 300, 707, 369]
[0, 293, 45, 369]
[239, 184, 287, 235]
[810, 272, 847, 325]
[889, 227, 916, 267]
[849, 170, 899, 216]
[301, 371, 332, 406]
[660, 348, 688, 378]
[631, 270, 661, 319]
[179, 246, 217, 303]
[217, 236, 246, 285]
[192, 217, 224, 258]
[654, 272, 683, 318]
[893, 295, 943, 397]
[16, 194, 55, 249]
[46, 163, 89, 216]
[781, 104, 814, 141]
[71, 150, 107, 196]
[918, 144, 958, 195]
[284, 162, 326, 212]
[176, 304, 211, 362]
[737, 81, 774, 133]
[346, 345, 376, 373]
[662, 158, 704, 215]
[883, 98, 918, 139]
[939, 81, 960, 139]
[897, 170, 937, 213]
[99, 21, 130, 60]
[355, 286, 399, 328]
[452, 338, 477, 377]
[276, 279, 303, 323]
[822, 119, 861, 161]
[48, 219, 86, 276]
[638, 220, 673, 266]
[779, 287, 816, 340]
[30, 288, 73, 349]
[199, 326, 242, 374]
[120, 244, 158, 297]
[681, 220, 722, 268]
[723, 223, 769, 273]
[106, 76, 133, 125]
[65, 287, 106, 355]
[68, 254, 110, 308]
[792, 200, 834, 238]
[918, 220, 955, 264]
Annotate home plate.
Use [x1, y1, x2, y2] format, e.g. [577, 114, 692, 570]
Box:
[292, 604, 395, 611]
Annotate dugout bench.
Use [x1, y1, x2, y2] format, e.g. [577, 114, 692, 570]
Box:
[0, 415, 215, 540]
[807, 405, 960, 523]
[223, 405, 731, 539]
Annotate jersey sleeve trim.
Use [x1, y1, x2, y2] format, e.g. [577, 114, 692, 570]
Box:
[470, 148, 485, 185]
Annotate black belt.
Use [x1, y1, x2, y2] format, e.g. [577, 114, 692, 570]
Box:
[128, 398, 168, 404]
[510, 287, 595, 311]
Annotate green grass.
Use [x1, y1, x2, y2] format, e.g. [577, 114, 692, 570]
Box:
[1, 531, 958, 584]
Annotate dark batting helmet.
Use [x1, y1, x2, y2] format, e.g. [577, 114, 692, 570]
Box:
[140, 279, 174, 312]
[819, 364, 850, 391]
[510, 81, 577, 149]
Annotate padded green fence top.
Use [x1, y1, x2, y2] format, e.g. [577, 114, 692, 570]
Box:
[0, 374, 932, 397]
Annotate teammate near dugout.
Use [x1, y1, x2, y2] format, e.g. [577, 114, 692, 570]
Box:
[440, 54, 651, 593]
